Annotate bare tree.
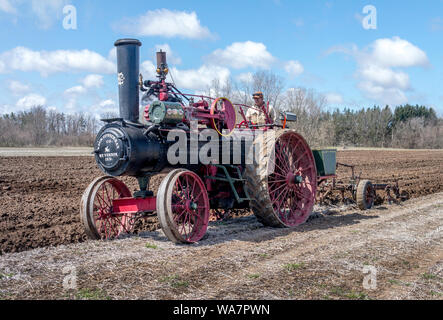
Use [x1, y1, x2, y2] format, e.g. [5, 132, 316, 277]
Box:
[283, 87, 331, 146]
[233, 71, 285, 110]
[252, 71, 285, 109]
[202, 78, 235, 102]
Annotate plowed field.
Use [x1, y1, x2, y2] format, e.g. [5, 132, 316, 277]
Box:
[0, 149, 442, 254]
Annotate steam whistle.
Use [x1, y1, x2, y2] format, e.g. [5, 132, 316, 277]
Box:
[156, 50, 168, 81]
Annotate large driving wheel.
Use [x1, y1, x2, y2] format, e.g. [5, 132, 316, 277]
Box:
[157, 169, 210, 243]
[245, 130, 317, 227]
[80, 176, 133, 240]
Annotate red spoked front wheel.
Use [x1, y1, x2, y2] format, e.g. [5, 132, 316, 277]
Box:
[157, 169, 210, 243]
[81, 176, 133, 240]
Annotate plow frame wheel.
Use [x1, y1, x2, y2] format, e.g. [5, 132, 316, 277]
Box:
[80, 176, 133, 240]
[157, 169, 210, 243]
[356, 179, 375, 210]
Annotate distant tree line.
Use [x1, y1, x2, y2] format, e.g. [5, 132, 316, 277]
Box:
[0, 71, 441, 149]
[0, 106, 99, 147]
[324, 105, 441, 149]
[282, 97, 441, 149]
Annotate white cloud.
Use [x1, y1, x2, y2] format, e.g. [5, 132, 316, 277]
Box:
[325, 93, 344, 105]
[357, 82, 408, 106]
[369, 37, 429, 68]
[141, 59, 231, 92]
[65, 97, 77, 111]
[284, 60, 304, 77]
[99, 99, 116, 108]
[85, 99, 118, 118]
[141, 60, 157, 79]
[0, 0, 16, 14]
[82, 74, 104, 88]
[117, 9, 212, 39]
[207, 41, 275, 69]
[108, 48, 117, 62]
[1, 0, 70, 28]
[358, 64, 410, 90]
[170, 65, 231, 90]
[329, 37, 429, 106]
[30, 0, 69, 29]
[64, 74, 104, 98]
[237, 72, 253, 83]
[8, 80, 31, 95]
[0, 47, 116, 76]
[64, 85, 86, 95]
[16, 93, 46, 109]
[46, 106, 58, 112]
[0, 104, 8, 115]
[95, 99, 117, 114]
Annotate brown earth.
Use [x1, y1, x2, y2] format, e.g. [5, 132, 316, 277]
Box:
[0, 149, 442, 255]
[336, 149, 443, 199]
[0, 192, 441, 300]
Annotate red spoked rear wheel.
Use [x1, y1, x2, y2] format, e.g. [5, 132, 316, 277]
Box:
[268, 131, 317, 226]
[157, 169, 210, 243]
[81, 176, 133, 240]
[245, 130, 317, 228]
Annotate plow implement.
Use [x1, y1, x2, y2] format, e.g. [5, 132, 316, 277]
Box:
[316, 158, 409, 209]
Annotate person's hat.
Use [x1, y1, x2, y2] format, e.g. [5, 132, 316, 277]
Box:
[252, 91, 263, 98]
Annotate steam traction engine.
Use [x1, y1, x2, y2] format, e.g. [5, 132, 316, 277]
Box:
[80, 39, 376, 244]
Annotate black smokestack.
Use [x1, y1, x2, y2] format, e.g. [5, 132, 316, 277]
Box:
[114, 39, 142, 123]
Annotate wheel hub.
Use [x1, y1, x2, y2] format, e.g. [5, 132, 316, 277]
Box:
[99, 208, 111, 219]
[185, 200, 198, 211]
[286, 172, 303, 186]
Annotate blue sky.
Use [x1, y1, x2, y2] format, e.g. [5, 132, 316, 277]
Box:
[0, 0, 442, 117]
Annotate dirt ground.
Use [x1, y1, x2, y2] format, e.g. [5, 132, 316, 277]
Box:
[0, 192, 441, 300]
[0, 149, 442, 255]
